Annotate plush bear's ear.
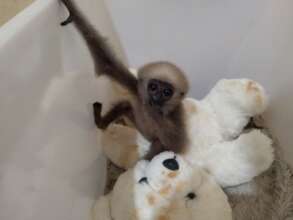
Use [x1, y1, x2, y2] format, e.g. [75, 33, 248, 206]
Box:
[101, 124, 140, 169]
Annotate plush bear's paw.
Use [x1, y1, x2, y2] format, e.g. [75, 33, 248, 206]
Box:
[213, 79, 268, 116]
[237, 129, 274, 175]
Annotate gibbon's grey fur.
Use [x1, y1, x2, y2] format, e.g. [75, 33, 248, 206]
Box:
[60, 0, 189, 159]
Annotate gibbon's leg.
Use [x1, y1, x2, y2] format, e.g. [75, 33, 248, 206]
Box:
[93, 101, 132, 130]
[144, 139, 165, 161]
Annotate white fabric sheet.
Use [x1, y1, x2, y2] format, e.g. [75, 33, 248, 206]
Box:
[0, 0, 126, 219]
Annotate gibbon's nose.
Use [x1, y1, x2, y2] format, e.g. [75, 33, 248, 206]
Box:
[163, 158, 179, 171]
[152, 93, 162, 102]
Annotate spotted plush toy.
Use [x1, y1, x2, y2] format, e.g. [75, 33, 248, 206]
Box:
[92, 152, 232, 220]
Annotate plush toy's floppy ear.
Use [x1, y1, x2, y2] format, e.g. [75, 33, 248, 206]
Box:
[101, 124, 140, 169]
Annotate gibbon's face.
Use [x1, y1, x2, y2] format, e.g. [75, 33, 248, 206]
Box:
[138, 61, 189, 114]
[147, 79, 174, 107]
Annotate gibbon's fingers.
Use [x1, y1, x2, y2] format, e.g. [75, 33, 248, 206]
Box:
[60, 14, 73, 26]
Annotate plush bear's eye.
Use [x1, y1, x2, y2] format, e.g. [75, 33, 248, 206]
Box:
[186, 192, 197, 200]
[139, 177, 148, 184]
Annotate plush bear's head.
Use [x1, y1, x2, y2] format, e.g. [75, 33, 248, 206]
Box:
[100, 152, 232, 220]
[203, 79, 268, 139]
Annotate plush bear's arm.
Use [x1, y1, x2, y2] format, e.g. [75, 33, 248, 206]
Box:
[201, 130, 274, 187]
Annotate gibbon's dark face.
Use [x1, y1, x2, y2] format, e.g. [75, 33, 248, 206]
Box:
[147, 79, 174, 106]
[137, 61, 189, 114]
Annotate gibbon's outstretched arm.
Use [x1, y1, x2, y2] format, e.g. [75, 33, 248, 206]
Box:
[93, 101, 133, 130]
[60, 0, 138, 95]
[60, 0, 190, 160]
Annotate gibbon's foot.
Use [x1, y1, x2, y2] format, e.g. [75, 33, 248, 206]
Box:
[93, 102, 103, 128]
[143, 140, 165, 161]
[61, 14, 73, 26]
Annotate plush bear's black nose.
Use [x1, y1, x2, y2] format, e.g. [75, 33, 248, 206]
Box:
[163, 158, 179, 171]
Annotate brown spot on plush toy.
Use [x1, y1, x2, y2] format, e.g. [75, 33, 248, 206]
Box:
[167, 172, 178, 179]
[147, 194, 156, 206]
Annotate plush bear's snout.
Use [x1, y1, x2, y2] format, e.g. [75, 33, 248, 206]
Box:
[163, 158, 179, 171]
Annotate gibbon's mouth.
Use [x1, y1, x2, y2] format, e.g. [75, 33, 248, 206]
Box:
[148, 100, 164, 115]
[149, 99, 156, 107]
[149, 97, 163, 107]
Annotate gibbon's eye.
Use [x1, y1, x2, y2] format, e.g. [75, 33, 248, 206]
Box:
[148, 83, 158, 92]
[163, 88, 173, 97]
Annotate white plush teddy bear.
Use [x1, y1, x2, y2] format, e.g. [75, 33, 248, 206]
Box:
[92, 152, 232, 220]
[181, 79, 273, 187]
[101, 78, 274, 188]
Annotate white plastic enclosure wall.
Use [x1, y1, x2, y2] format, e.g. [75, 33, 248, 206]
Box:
[107, 0, 293, 167]
[0, 0, 126, 220]
[1, 1, 293, 220]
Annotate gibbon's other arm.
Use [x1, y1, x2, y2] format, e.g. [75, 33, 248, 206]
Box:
[60, 0, 138, 95]
[93, 101, 133, 130]
[158, 106, 188, 152]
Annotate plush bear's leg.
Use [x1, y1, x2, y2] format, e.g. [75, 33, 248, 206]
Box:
[201, 129, 274, 187]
